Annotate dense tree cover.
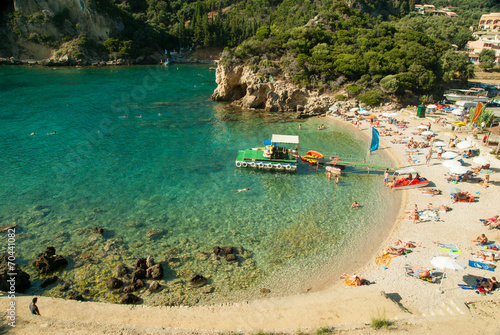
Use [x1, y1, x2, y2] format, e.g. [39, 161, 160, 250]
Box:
[222, 3, 476, 101]
[415, 0, 500, 27]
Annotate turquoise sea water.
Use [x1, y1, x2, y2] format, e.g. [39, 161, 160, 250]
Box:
[0, 65, 398, 304]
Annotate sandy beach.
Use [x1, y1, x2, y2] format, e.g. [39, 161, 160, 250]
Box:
[1, 106, 500, 334]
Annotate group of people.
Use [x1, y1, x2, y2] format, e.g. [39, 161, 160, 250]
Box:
[480, 215, 500, 230]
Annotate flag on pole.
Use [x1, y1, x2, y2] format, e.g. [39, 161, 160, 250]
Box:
[370, 127, 380, 152]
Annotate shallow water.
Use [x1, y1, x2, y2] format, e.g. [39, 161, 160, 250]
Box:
[0, 65, 398, 303]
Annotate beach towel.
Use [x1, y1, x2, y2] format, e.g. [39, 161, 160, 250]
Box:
[439, 247, 461, 254]
[404, 266, 437, 283]
[468, 260, 496, 272]
[436, 243, 457, 249]
[375, 254, 394, 267]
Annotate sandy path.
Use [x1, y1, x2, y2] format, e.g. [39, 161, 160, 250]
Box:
[1, 107, 500, 334]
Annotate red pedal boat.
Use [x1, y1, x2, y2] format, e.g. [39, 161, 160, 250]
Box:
[392, 177, 429, 190]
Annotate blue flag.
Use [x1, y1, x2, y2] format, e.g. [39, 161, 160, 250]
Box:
[370, 127, 380, 152]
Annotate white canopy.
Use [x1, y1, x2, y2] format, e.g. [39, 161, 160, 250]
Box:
[271, 134, 299, 144]
[395, 167, 418, 175]
[456, 141, 473, 149]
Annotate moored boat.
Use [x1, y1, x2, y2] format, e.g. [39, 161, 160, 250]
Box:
[301, 150, 324, 164]
[392, 177, 430, 190]
[235, 134, 299, 171]
[444, 89, 490, 103]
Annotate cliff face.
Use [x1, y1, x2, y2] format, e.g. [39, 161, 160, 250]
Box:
[211, 63, 337, 118]
[2, 0, 124, 60]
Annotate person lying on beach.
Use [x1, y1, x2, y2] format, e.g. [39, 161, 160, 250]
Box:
[420, 188, 441, 195]
[395, 240, 416, 248]
[339, 273, 367, 286]
[406, 266, 431, 279]
[480, 216, 499, 227]
[473, 234, 488, 245]
[426, 203, 450, 212]
[474, 251, 496, 263]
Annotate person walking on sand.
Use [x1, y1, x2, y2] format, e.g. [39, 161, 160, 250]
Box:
[29, 297, 40, 316]
[425, 150, 432, 166]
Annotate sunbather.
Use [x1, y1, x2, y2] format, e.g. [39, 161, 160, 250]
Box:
[405, 266, 431, 279]
[339, 273, 367, 286]
[395, 240, 416, 248]
[473, 234, 488, 245]
[481, 276, 498, 292]
[474, 251, 496, 262]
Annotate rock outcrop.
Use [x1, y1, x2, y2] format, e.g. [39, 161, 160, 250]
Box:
[211, 64, 337, 117]
[0, 255, 31, 293]
[33, 247, 68, 274]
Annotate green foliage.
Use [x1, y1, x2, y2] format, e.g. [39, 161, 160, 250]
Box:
[346, 85, 362, 97]
[370, 310, 392, 330]
[380, 75, 399, 94]
[440, 49, 475, 82]
[358, 90, 385, 106]
[314, 326, 333, 335]
[478, 109, 496, 127]
[335, 94, 347, 101]
[479, 49, 497, 71]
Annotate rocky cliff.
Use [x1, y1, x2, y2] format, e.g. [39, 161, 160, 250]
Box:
[1, 0, 123, 61]
[211, 63, 402, 118]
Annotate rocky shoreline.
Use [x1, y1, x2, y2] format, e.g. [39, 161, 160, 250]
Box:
[210, 63, 403, 118]
[0, 53, 216, 67]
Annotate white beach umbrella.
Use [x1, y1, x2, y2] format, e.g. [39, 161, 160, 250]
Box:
[427, 104, 438, 109]
[329, 106, 338, 112]
[431, 257, 466, 271]
[473, 157, 490, 165]
[452, 108, 464, 115]
[358, 110, 368, 114]
[382, 112, 391, 117]
[389, 112, 399, 117]
[434, 141, 447, 147]
[442, 151, 458, 159]
[456, 141, 473, 149]
[350, 107, 359, 112]
[417, 125, 429, 129]
[421, 130, 434, 136]
[443, 160, 462, 168]
[450, 166, 469, 175]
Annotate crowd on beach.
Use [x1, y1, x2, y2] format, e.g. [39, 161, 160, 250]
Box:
[331, 104, 499, 297]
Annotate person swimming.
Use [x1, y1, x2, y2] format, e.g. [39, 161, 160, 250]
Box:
[235, 188, 250, 193]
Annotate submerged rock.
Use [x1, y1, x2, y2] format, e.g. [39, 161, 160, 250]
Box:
[120, 293, 139, 304]
[41, 276, 58, 288]
[0, 255, 31, 293]
[106, 277, 123, 289]
[190, 274, 207, 287]
[117, 264, 129, 277]
[91, 227, 104, 234]
[146, 263, 164, 280]
[32, 247, 68, 274]
[149, 281, 161, 292]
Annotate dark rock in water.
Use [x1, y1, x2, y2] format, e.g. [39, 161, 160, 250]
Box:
[226, 254, 237, 262]
[146, 263, 164, 279]
[123, 285, 135, 293]
[146, 255, 155, 268]
[92, 227, 104, 234]
[0, 255, 30, 293]
[69, 293, 84, 301]
[120, 293, 138, 304]
[117, 264, 129, 277]
[0, 224, 16, 233]
[190, 274, 207, 287]
[132, 268, 146, 281]
[146, 228, 163, 239]
[260, 288, 271, 294]
[106, 277, 123, 289]
[41, 276, 58, 288]
[33, 247, 68, 274]
[213, 246, 235, 257]
[149, 281, 161, 292]
[134, 258, 147, 270]
[133, 279, 144, 290]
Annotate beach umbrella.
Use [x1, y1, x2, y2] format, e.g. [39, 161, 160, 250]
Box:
[445, 132, 456, 137]
[442, 151, 458, 159]
[357, 110, 368, 115]
[479, 169, 495, 175]
[367, 115, 377, 119]
[452, 109, 464, 115]
[445, 186, 461, 194]
[443, 160, 462, 168]
[421, 130, 434, 136]
[434, 141, 447, 147]
[431, 257, 466, 271]
[473, 157, 490, 165]
[450, 166, 469, 175]
[350, 107, 359, 112]
[389, 112, 399, 117]
[417, 125, 429, 129]
[454, 121, 466, 126]
[329, 106, 338, 112]
[457, 141, 473, 149]
[382, 112, 391, 117]
[427, 104, 438, 109]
